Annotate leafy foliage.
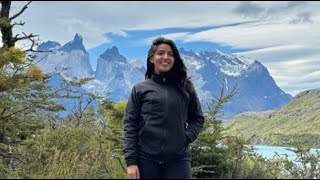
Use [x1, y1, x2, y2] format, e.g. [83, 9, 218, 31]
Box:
[275, 146, 320, 179]
[0, 47, 60, 176]
[100, 99, 127, 172]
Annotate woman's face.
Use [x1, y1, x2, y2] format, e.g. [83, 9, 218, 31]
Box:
[151, 43, 175, 75]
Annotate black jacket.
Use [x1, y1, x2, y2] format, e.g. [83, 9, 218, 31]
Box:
[122, 73, 204, 166]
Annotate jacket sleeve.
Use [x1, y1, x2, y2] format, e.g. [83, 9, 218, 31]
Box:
[122, 86, 140, 166]
[185, 91, 204, 145]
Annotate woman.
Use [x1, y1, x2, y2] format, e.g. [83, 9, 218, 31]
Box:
[122, 37, 204, 179]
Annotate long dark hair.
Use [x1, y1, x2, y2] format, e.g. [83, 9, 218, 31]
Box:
[145, 37, 195, 98]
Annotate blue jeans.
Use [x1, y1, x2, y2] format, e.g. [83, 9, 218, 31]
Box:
[138, 158, 192, 179]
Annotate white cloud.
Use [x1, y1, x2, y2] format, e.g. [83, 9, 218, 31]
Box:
[6, 1, 320, 96]
[183, 20, 320, 49]
[144, 32, 191, 45]
[146, 11, 320, 96]
[10, 1, 244, 49]
[57, 17, 110, 48]
[235, 45, 320, 62]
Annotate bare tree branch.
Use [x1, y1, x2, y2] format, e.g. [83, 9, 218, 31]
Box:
[11, 21, 25, 27]
[9, 1, 32, 20]
[12, 32, 48, 52]
[14, 32, 37, 42]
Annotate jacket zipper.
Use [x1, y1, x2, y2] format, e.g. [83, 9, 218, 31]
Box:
[161, 77, 168, 154]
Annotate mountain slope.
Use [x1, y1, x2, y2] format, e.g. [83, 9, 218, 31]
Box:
[180, 48, 292, 119]
[224, 88, 320, 148]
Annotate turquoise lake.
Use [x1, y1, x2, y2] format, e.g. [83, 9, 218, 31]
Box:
[249, 145, 320, 160]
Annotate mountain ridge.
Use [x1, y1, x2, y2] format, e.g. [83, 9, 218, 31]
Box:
[35, 33, 292, 119]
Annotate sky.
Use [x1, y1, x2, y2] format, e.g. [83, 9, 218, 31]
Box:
[8, 1, 320, 96]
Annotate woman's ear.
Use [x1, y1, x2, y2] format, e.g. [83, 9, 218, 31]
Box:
[150, 58, 154, 64]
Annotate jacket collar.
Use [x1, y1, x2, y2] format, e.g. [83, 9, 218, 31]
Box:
[151, 72, 170, 84]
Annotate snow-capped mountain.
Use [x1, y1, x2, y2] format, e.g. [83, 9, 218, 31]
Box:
[36, 34, 94, 80]
[180, 48, 292, 119]
[35, 34, 292, 119]
[84, 46, 146, 101]
[34, 34, 96, 117]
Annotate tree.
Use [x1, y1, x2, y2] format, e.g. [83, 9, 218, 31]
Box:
[0, 1, 37, 51]
[190, 80, 283, 179]
[99, 99, 127, 173]
[66, 90, 98, 128]
[191, 80, 237, 178]
[0, 1, 66, 177]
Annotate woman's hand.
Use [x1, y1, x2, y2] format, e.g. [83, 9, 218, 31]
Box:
[127, 165, 140, 179]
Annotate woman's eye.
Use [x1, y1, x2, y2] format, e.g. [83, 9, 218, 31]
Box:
[155, 51, 173, 57]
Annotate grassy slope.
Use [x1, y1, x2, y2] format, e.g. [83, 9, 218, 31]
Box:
[224, 93, 320, 148]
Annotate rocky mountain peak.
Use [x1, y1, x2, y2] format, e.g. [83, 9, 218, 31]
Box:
[100, 46, 126, 63]
[58, 33, 88, 54]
